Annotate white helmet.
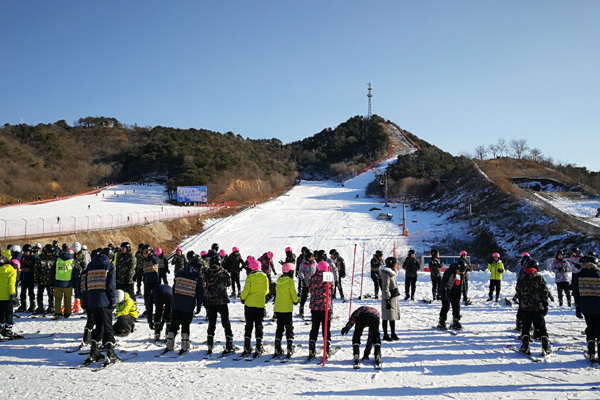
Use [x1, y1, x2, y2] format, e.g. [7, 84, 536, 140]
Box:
[35, 243, 43, 249]
[82, 244, 87, 250]
[10, 245, 21, 253]
[115, 290, 126, 304]
[72, 242, 82, 253]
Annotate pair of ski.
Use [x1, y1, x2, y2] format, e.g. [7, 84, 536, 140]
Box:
[0, 331, 54, 342]
[507, 344, 567, 362]
[434, 326, 463, 336]
[155, 346, 199, 358]
[71, 352, 138, 371]
[302, 346, 341, 364]
[264, 345, 302, 363]
[354, 358, 382, 370]
[233, 350, 267, 361]
[203, 346, 239, 360]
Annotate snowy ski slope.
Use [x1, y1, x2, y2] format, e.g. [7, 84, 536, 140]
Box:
[1, 159, 598, 399]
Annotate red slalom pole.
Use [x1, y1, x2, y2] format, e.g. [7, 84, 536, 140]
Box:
[322, 276, 331, 366]
[359, 243, 365, 299]
[348, 244, 357, 318]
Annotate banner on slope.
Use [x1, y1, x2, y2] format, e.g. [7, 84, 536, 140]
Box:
[177, 186, 208, 203]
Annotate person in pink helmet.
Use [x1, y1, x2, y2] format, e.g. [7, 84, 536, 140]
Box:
[487, 252, 505, 302]
[258, 251, 277, 313]
[458, 251, 472, 305]
[279, 247, 296, 266]
[307, 260, 334, 360]
[156, 248, 170, 285]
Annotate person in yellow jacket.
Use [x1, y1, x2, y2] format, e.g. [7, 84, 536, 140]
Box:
[240, 259, 269, 357]
[273, 263, 299, 358]
[113, 290, 138, 336]
[487, 252, 505, 302]
[1, 257, 22, 339]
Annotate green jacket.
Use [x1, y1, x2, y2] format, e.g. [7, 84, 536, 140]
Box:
[241, 270, 269, 308]
[274, 275, 299, 313]
[488, 261, 505, 281]
[0, 263, 17, 301]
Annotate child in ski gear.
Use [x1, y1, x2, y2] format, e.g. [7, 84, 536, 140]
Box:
[370, 251, 384, 299]
[572, 254, 600, 363]
[458, 251, 472, 303]
[341, 306, 381, 366]
[381, 257, 401, 341]
[167, 264, 204, 353]
[113, 289, 138, 336]
[551, 250, 571, 307]
[204, 255, 234, 354]
[308, 261, 334, 358]
[329, 249, 346, 300]
[571, 248, 583, 275]
[85, 248, 119, 364]
[438, 259, 466, 330]
[402, 250, 420, 300]
[151, 284, 172, 340]
[0, 256, 20, 339]
[487, 253, 505, 302]
[515, 259, 551, 356]
[273, 263, 299, 357]
[298, 251, 317, 317]
[240, 259, 269, 356]
[429, 249, 443, 301]
[156, 248, 170, 285]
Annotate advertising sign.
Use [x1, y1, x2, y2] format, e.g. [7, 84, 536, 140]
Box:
[177, 186, 207, 203]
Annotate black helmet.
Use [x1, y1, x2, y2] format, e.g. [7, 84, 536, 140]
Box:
[91, 249, 99, 259]
[141, 244, 153, 253]
[186, 250, 196, 260]
[555, 250, 564, 258]
[587, 251, 597, 258]
[408, 249, 416, 256]
[43, 244, 54, 254]
[22, 244, 33, 253]
[385, 257, 397, 268]
[62, 243, 68, 251]
[120, 242, 131, 251]
[211, 243, 219, 251]
[210, 254, 221, 266]
[305, 251, 314, 259]
[301, 246, 308, 254]
[572, 247, 580, 255]
[138, 243, 144, 251]
[101, 247, 115, 262]
[457, 258, 468, 272]
[52, 240, 59, 246]
[431, 249, 439, 257]
[316, 250, 327, 262]
[329, 249, 337, 255]
[526, 259, 540, 271]
[375, 250, 383, 258]
[108, 243, 115, 250]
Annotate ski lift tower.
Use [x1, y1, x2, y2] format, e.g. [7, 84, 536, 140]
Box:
[367, 82, 373, 119]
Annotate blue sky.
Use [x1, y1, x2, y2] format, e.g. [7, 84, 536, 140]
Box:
[1, 1, 599, 171]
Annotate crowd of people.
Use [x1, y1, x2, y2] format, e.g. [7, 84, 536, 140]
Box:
[1, 240, 600, 368]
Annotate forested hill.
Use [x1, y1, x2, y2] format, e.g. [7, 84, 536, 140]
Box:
[0, 115, 391, 204]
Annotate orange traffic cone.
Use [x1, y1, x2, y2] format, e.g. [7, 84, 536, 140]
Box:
[72, 299, 81, 313]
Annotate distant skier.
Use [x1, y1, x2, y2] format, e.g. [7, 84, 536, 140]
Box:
[515, 259, 551, 356]
[402, 249, 420, 301]
[273, 263, 299, 358]
[341, 306, 381, 368]
[380, 257, 401, 341]
[370, 250, 384, 299]
[572, 253, 600, 363]
[551, 250, 571, 307]
[429, 249, 443, 301]
[487, 252, 505, 302]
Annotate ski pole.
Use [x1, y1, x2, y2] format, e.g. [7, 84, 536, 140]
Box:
[359, 243, 365, 299]
[349, 243, 357, 318]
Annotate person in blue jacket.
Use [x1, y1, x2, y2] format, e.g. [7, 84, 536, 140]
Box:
[437, 260, 466, 330]
[85, 248, 118, 365]
[573, 254, 600, 363]
[133, 245, 160, 321]
[167, 264, 205, 354]
[151, 284, 173, 342]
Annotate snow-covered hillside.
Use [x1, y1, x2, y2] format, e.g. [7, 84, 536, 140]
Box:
[1, 162, 599, 400]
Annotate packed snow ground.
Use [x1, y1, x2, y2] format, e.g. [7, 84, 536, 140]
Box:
[1, 171, 599, 399]
[535, 192, 600, 227]
[0, 184, 213, 239]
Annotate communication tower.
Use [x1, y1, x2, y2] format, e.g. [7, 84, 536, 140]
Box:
[367, 82, 373, 119]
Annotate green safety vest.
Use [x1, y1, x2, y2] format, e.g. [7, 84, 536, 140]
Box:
[55, 259, 74, 281]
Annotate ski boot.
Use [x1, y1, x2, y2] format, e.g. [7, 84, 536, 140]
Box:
[34, 305, 44, 315]
[26, 305, 35, 313]
[374, 343, 382, 368]
[181, 333, 191, 354]
[391, 332, 399, 341]
[353, 344, 360, 368]
[519, 335, 531, 355]
[567, 298, 572, 307]
[154, 326, 162, 342]
[273, 339, 284, 357]
[241, 337, 252, 357]
[382, 333, 392, 341]
[222, 336, 236, 356]
[87, 340, 105, 363]
[286, 339, 295, 358]
[254, 338, 264, 357]
[487, 296, 493, 302]
[165, 331, 175, 352]
[2, 325, 24, 340]
[404, 295, 410, 301]
[437, 318, 447, 330]
[450, 318, 462, 330]
[587, 340, 598, 363]
[298, 307, 304, 319]
[326, 341, 333, 359]
[206, 335, 214, 355]
[81, 327, 92, 347]
[105, 342, 121, 364]
[541, 336, 552, 356]
[16, 304, 26, 313]
[308, 340, 316, 359]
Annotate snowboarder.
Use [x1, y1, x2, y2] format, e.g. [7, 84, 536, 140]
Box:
[167, 263, 203, 354]
[572, 254, 600, 363]
[297, 251, 316, 318]
[487, 252, 505, 302]
[308, 261, 334, 359]
[115, 242, 136, 300]
[223, 247, 244, 297]
[150, 284, 173, 341]
[402, 249, 420, 301]
[329, 249, 346, 300]
[0, 256, 20, 339]
[156, 248, 170, 285]
[17, 244, 36, 313]
[551, 250, 571, 307]
[203, 255, 234, 355]
[51, 248, 79, 318]
[85, 248, 119, 365]
[341, 306, 381, 368]
[273, 263, 298, 357]
[240, 259, 269, 357]
[113, 289, 137, 336]
[170, 247, 187, 275]
[370, 250, 384, 299]
[429, 249, 443, 301]
[515, 259, 551, 356]
[380, 257, 401, 341]
[35, 244, 56, 314]
[438, 259, 466, 330]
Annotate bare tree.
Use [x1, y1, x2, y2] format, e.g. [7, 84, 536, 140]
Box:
[529, 148, 543, 162]
[474, 145, 488, 160]
[497, 138, 508, 157]
[510, 139, 529, 159]
[488, 144, 499, 158]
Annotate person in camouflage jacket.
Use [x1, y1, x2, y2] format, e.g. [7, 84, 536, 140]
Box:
[115, 245, 136, 300]
[134, 246, 144, 295]
[34, 245, 56, 314]
[203, 257, 233, 345]
[170, 248, 187, 275]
